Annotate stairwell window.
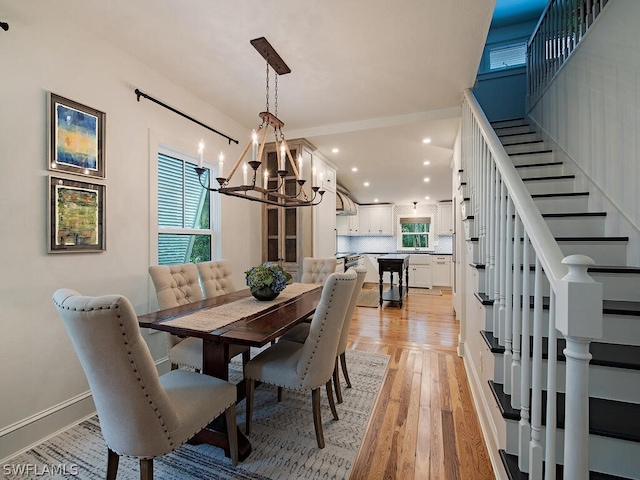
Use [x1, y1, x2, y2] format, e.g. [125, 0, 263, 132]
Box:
[397, 216, 434, 251]
[489, 43, 526, 70]
[156, 151, 217, 265]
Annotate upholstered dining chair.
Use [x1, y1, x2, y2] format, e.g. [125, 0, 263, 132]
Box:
[197, 260, 236, 298]
[300, 257, 338, 284]
[52, 289, 238, 480]
[280, 265, 367, 403]
[148, 263, 248, 372]
[244, 269, 357, 449]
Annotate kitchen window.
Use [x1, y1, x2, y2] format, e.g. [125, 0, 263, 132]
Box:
[397, 216, 434, 251]
[156, 151, 217, 265]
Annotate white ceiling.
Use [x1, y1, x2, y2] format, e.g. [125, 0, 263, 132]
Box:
[3, 0, 498, 206]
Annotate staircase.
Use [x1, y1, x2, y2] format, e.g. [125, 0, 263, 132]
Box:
[461, 117, 640, 479]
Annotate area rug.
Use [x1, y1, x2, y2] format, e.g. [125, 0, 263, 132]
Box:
[4, 350, 390, 480]
[356, 290, 380, 308]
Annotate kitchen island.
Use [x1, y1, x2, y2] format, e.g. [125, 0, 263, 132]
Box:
[378, 254, 410, 308]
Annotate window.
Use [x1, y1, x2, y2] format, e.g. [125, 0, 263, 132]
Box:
[157, 152, 214, 265]
[397, 216, 434, 251]
[489, 43, 526, 70]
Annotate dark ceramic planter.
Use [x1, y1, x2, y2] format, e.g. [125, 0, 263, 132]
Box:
[251, 286, 279, 301]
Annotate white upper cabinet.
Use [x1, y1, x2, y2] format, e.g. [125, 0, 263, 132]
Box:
[358, 204, 393, 236]
[438, 202, 453, 235]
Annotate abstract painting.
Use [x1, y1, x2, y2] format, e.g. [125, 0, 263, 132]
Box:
[48, 93, 105, 178]
[48, 176, 105, 253]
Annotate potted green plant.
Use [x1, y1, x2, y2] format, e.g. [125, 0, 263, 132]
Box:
[245, 262, 292, 301]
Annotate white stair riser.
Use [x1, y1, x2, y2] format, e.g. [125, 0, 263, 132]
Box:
[499, 132, 542, 145]
[492, 119, 528, 129]
[524, 178, 575, 195]
[544, 216, 605, 237]
[510, 151, 555, 165]
[492, 353, 640, 403]
[468, 238, 628, 268]
[532, 195, 589, 214]
[516, 164, 564, 178]
[495, 125, 534, 136]
[504, 142, 549, 154]
[503, 419, 640, 479]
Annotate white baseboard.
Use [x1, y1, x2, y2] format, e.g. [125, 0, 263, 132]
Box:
[462, 342, 508, 480]
[0, 356, 171, 463]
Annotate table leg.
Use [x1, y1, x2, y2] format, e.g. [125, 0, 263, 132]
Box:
[379, 269, 383, 307]
[199, 340, 252, 461]
[398, 269, 404, 308]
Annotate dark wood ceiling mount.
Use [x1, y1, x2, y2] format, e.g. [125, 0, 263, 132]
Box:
[250, 37, 291, 75]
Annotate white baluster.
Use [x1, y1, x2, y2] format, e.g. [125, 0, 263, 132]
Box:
[529, 257, 544, 479]
[519, 230, 532, 473]
[511, 211, 522, 409]
[504, 196, 514, 394]
[544, 292, 557, 480]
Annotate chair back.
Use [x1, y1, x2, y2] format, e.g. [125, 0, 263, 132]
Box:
[148, 263, 204, 309]
[52, 289, 179, 457]
[337, 265, 367, 356]
[197, 260, 236, 298]
[148, 264, 204, 349]
[300, 257, 337, 284]
[296, 270, 356, 389]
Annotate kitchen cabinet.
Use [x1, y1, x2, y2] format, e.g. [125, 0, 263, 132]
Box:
[408, 254, 432, 288]
[438, 202, 454, 235]
[311, 153, 337, 257]
[431, 254, 452, 287]
[364, 253, 385, 283]
[336, 208, 359, 235]
[358, 204, 393, 236]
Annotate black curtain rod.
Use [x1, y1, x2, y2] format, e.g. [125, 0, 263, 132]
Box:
[134, 88, 238, 145]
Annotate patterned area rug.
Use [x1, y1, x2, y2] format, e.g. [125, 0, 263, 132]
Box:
[4, 350, 389, 480]
[356, 290, 380, 308]
[411, 287, 442, 296]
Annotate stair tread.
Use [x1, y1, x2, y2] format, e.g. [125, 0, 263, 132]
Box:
[481, 330, 640, 370]
[515, 161, 563, 168]
[531, 191, 590, 198]
[499, 450, 633, 480]
[489, 381, 640, 443]
[508, 149, 554, 156]
[522, 174, 576, 181]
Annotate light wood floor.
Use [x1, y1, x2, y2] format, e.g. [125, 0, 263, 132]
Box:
[348, 285, 494, 480]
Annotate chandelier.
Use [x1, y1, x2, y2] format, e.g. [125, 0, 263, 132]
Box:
[195, 37, 324, 208]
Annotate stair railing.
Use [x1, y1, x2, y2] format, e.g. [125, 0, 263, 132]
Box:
[527, 0, 611, 108]
[462, 89, 603, 479]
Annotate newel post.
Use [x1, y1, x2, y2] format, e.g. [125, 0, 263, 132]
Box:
[555, 255, 602, 479]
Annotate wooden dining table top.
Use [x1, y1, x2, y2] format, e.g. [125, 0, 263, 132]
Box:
[138, 283, 322, 348]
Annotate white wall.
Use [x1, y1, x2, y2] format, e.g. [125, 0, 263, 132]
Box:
[0, 7, 261, 460]
[529, 0, 640, 265]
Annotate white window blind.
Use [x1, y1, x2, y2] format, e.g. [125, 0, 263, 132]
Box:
[489, 43, 526, 70]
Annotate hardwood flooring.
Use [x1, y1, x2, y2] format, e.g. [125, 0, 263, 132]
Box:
[348, 285, 494, 480]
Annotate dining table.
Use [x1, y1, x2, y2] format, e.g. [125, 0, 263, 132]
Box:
[138, 282, 323, 462]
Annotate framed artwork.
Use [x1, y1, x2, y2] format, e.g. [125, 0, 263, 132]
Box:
[48, 176, 106, 253]
[48, 93, 106, 178]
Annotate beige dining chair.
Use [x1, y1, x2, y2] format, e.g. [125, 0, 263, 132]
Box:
[197, 260, 236, 298]
[300, 257, 338, 284]
[52, 289, 238, 480]
[280, 265, 367, 403]
[148, 263, 247, 372]
[244, 269, 357, 449]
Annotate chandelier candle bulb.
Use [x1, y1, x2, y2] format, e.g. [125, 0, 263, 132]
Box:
[251, 129, 258, 163]
[264, 170, 268, 189]
[319, 172, 324, 188]
[243, 162, 248, 185]
[298, 155, 302, 177]
[198, 140, 204, 168]
[313, 166, 317, 187]
[280, 143, 286, 170]
[218, 152, 224, 178]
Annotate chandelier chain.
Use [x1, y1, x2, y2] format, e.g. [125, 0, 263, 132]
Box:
[265, 59, 270, 113]
[274, 73, 279, 118]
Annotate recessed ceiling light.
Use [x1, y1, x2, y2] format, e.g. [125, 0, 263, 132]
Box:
[424, 196, 430, 200]
[351, 167, 358, 172]
[374, 198, 379, 202]
[423, 177, 430, 182]
[422, 138, 431, 144]
[423, 160, 430, 166]
[332, 148, 339, 154]
[363, 182, 370, 187]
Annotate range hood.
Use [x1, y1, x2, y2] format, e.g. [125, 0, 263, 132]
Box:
[336, 189, 357, 215]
